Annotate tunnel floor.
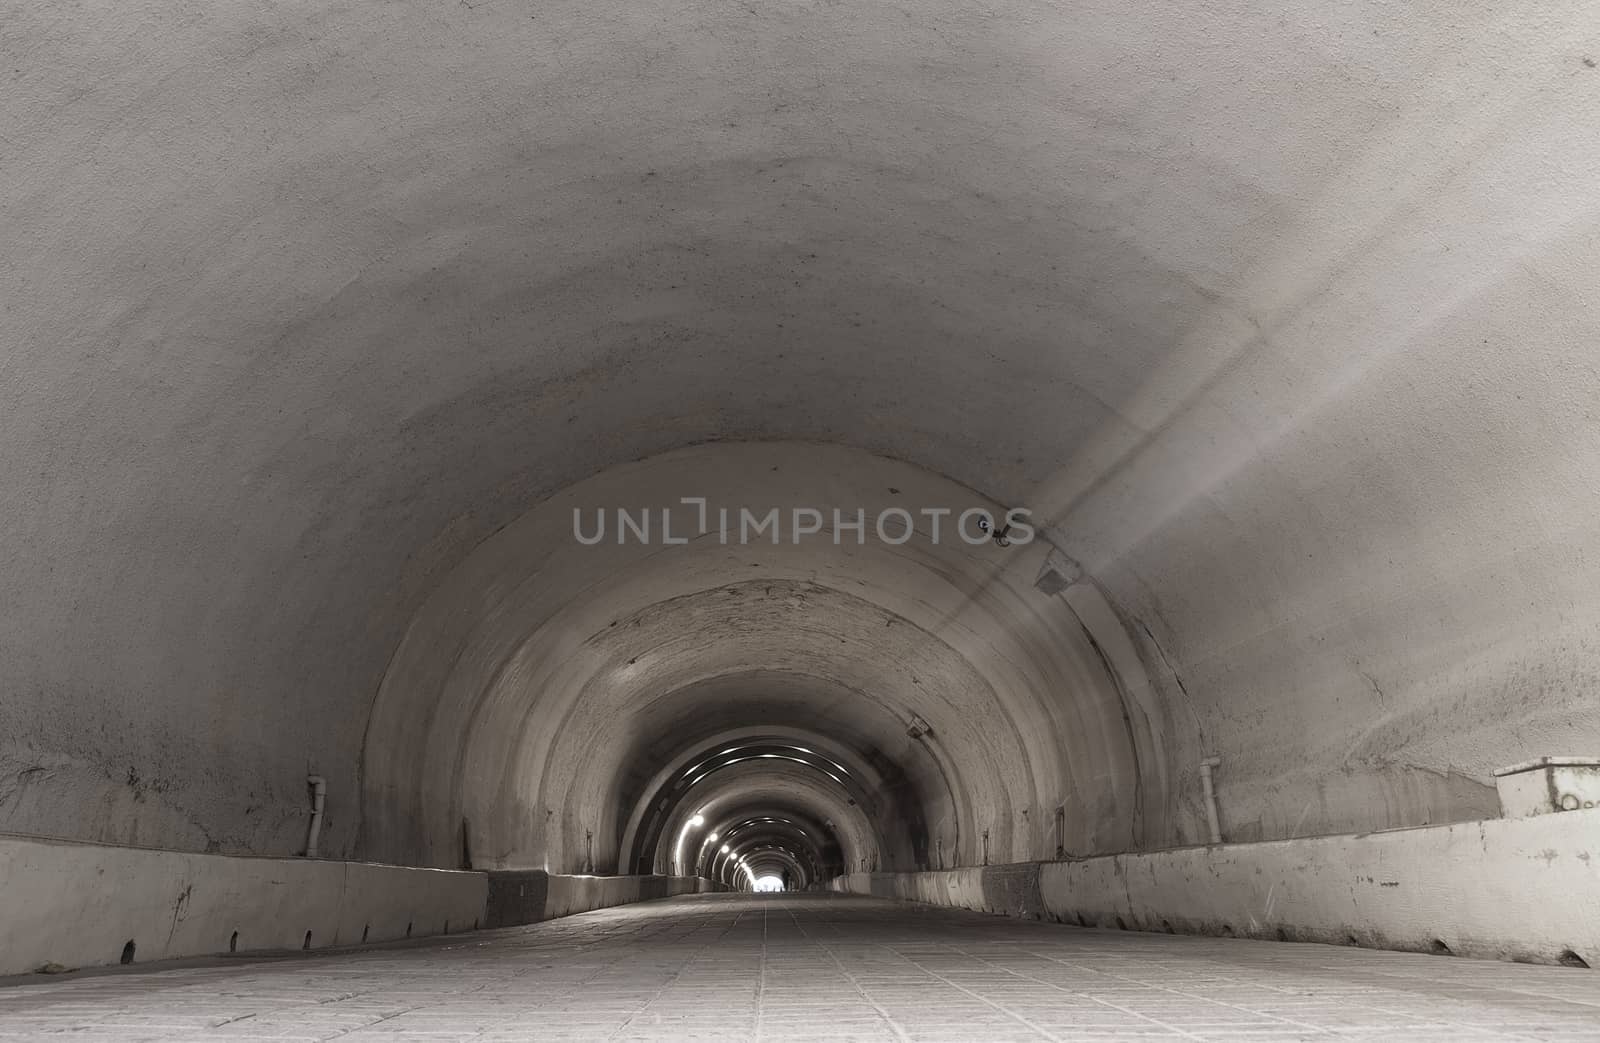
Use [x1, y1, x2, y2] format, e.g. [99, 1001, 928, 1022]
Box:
[2, 893, 1598, 1041]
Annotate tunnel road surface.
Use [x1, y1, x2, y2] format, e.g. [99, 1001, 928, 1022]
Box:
[3, 893, 1599, 1041]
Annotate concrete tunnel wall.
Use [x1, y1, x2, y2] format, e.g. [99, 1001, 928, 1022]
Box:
[829, 808, 1600, 968]
[3, 0, 1600, 962]
[0, 832, 723, 976]
[359, 444, 1147, 874]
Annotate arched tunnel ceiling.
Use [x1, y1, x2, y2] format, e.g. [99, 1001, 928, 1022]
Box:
[2, 3, 1598, 862]
[361, 445, 1142, 872]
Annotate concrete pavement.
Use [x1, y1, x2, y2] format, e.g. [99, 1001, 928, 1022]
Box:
[3, 893, 1599, 1041]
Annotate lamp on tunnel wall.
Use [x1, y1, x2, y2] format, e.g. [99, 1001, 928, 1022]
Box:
[672, 812, 708, 875]
[906, 715, 931, 740]
[980, 511, 1029, 547]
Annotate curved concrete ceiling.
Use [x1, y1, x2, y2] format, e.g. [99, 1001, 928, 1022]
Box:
[3, 2, 1598, 871]
[702, 814, 829, 887]
[361, 445, 1140, 873]
[621, 733, 912, 877]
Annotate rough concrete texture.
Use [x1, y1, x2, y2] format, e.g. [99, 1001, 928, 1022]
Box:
[2, 0, 1600, 936]
[7, 894, 1600, 1041]
[0, 835, 487, 977]
[0, 833, 727, 976]
[832, 807, 1600, 967]
[361, 444, 1148, 875]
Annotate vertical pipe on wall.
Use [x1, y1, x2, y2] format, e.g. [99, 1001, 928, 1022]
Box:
[1199, 758, 1222, 844]
[304, 775, 327, 858]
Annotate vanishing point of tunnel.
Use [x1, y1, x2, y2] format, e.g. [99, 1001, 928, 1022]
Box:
[2, 2, 1599, 1040]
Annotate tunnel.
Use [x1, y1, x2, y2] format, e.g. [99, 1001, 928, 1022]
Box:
[3, 1, 1600, 1038]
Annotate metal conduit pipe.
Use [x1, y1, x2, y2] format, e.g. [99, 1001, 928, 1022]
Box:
[1198, 758, 1222, 845]
[304, 775, 327, 858]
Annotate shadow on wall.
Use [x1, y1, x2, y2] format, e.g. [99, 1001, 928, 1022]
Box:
[482, 870, 722, 928]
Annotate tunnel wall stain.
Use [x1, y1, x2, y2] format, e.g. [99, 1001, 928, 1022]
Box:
[831, 808, 1600, 967]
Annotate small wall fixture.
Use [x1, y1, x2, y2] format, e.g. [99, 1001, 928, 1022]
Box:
[1033, 548, 1084, 596]
[1199, 757, 1223, 845]
[304, 775, 327, 857]
[1492, 757, 1600, 818]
